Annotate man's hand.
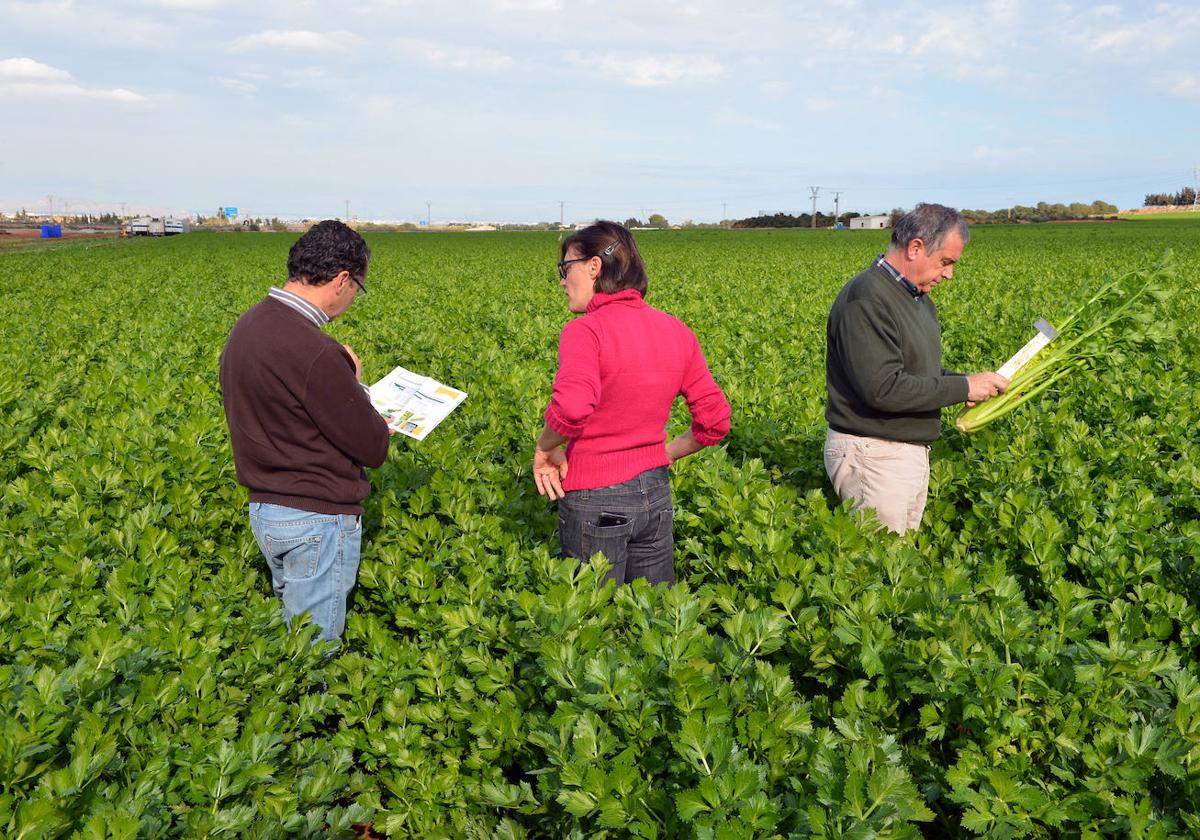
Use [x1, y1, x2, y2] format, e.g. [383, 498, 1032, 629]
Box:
[965, 371, 1009, 407]
[342, 344, 364, 382]
[533, 446, 569, 501]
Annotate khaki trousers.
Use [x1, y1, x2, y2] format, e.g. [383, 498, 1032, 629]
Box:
[823, 428, 931, 534]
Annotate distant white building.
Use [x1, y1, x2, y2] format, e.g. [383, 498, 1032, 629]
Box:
[849, 215, 890, 229]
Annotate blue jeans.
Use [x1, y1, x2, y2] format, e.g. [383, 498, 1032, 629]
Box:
[248, 503, 362, 642]
[557, 467, 674, 586]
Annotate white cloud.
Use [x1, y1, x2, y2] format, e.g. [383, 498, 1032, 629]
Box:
[0, 57, 146, 102]
[139, 0, 227, 8]
[581, 53, 723, 87]
[0, 81, 145, 102]
[280, 67, 339, 91]
[488, 0, 561, 10]
[215, 76, 256, 94]
[1156, 72, 1200, 100]
[4, 1, 177, 49]
[0, 57, 72, 81]
[398, 39, 513, 72]
[228, 29, 359, 53]
[910, 18, 985, 61]
[1069, 4, 1200, 60]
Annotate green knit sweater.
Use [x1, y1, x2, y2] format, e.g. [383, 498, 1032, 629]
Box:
[825, 262, 969, 444]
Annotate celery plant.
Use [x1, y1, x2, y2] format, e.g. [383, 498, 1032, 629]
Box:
[956, 251, 1174, 433]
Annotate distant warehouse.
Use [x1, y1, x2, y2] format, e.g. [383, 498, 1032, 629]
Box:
[849, 215, 890, 230]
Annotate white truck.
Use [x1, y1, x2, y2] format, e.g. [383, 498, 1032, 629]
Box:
[127, 217, 188, 236]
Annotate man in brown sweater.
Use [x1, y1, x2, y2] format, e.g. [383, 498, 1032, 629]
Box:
[220, 220, 390, 642]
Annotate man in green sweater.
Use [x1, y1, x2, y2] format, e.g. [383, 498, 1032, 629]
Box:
[824, 204, 1007, 533]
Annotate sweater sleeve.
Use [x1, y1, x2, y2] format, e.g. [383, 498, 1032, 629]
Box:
[836, 299, 969, 412]
[301, 345, 391, 468]
[680, 330, 731, 446]
[544, 319, 601, 438]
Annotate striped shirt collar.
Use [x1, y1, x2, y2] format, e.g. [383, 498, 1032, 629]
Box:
[268, 287, 329, 326]
[875, 254, 923, 299]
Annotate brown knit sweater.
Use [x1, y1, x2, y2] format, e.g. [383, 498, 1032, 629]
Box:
[220, 295, 390, 514]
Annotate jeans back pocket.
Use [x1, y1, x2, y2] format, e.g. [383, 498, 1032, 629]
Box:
[581, 514, 635, 571]
[268, 535, 322, 581]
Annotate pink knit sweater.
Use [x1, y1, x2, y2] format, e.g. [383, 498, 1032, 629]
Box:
[544, 289, 731, 491]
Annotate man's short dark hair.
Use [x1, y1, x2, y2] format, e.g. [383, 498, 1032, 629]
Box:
[287, 220, 370, 285]
[891, 203, 970, 252]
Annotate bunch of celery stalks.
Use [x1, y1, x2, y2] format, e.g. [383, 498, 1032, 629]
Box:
[956, 251, 1174, 433]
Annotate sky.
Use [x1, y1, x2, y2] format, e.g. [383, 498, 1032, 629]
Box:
[1, 0, 1197, 223]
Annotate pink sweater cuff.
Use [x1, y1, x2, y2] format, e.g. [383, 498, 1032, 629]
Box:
[544, 402, 586, 438]
[691, 420, 729, 447]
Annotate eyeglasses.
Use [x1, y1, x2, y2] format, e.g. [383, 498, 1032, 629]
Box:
[557, 257, 588, 279]
[348, 275, 367, 295]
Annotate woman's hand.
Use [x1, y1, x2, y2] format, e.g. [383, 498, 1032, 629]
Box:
[533, 446, 569, 500]
[665, 430, 703, 466]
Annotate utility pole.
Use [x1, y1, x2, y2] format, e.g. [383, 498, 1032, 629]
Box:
[559, 200, 565, 227]
[425, 202, 431, 227]
[47, 194, 54, 217]
[832, 191, 841, 226]
[1193, 166, 1199, 209]
[809, 186, 820, 229]
[345, 199, 350, 222]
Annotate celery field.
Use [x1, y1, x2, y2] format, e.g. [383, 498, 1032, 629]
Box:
[4, 221, 1200, 838]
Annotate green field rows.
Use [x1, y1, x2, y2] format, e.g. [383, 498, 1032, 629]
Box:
[3, 222, 1199, 837]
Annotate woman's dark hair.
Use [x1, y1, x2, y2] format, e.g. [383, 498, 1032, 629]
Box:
[287, 220, 370, 285]
[560, 220, 649, 296]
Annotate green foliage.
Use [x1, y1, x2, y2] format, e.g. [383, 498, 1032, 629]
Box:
[2, 221, 1200, 837]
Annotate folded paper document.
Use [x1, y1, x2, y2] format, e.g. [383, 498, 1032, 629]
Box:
[368, 366, 467, 441]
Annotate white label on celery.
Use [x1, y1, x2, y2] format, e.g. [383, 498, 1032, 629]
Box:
[997, 318, 1058, 379]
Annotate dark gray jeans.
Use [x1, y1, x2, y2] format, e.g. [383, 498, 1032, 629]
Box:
[557, 467, 674, 586]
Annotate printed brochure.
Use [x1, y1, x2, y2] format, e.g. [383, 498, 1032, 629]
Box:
[368, 366, 467, 441]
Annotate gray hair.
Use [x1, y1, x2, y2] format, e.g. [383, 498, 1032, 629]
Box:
[890, 203, 970, 252]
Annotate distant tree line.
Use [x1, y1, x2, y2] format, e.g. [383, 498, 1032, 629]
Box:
[0, 210, 126, 224]
[731, 211, 857, 229]
[729, 200, 1119, 229]
[1144, 187, 1197, 207]
[961, 201, 1118, 224]
[622, 214, 672, 229]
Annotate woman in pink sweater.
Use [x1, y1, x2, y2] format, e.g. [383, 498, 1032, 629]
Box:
[533, 221, 731, 585]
